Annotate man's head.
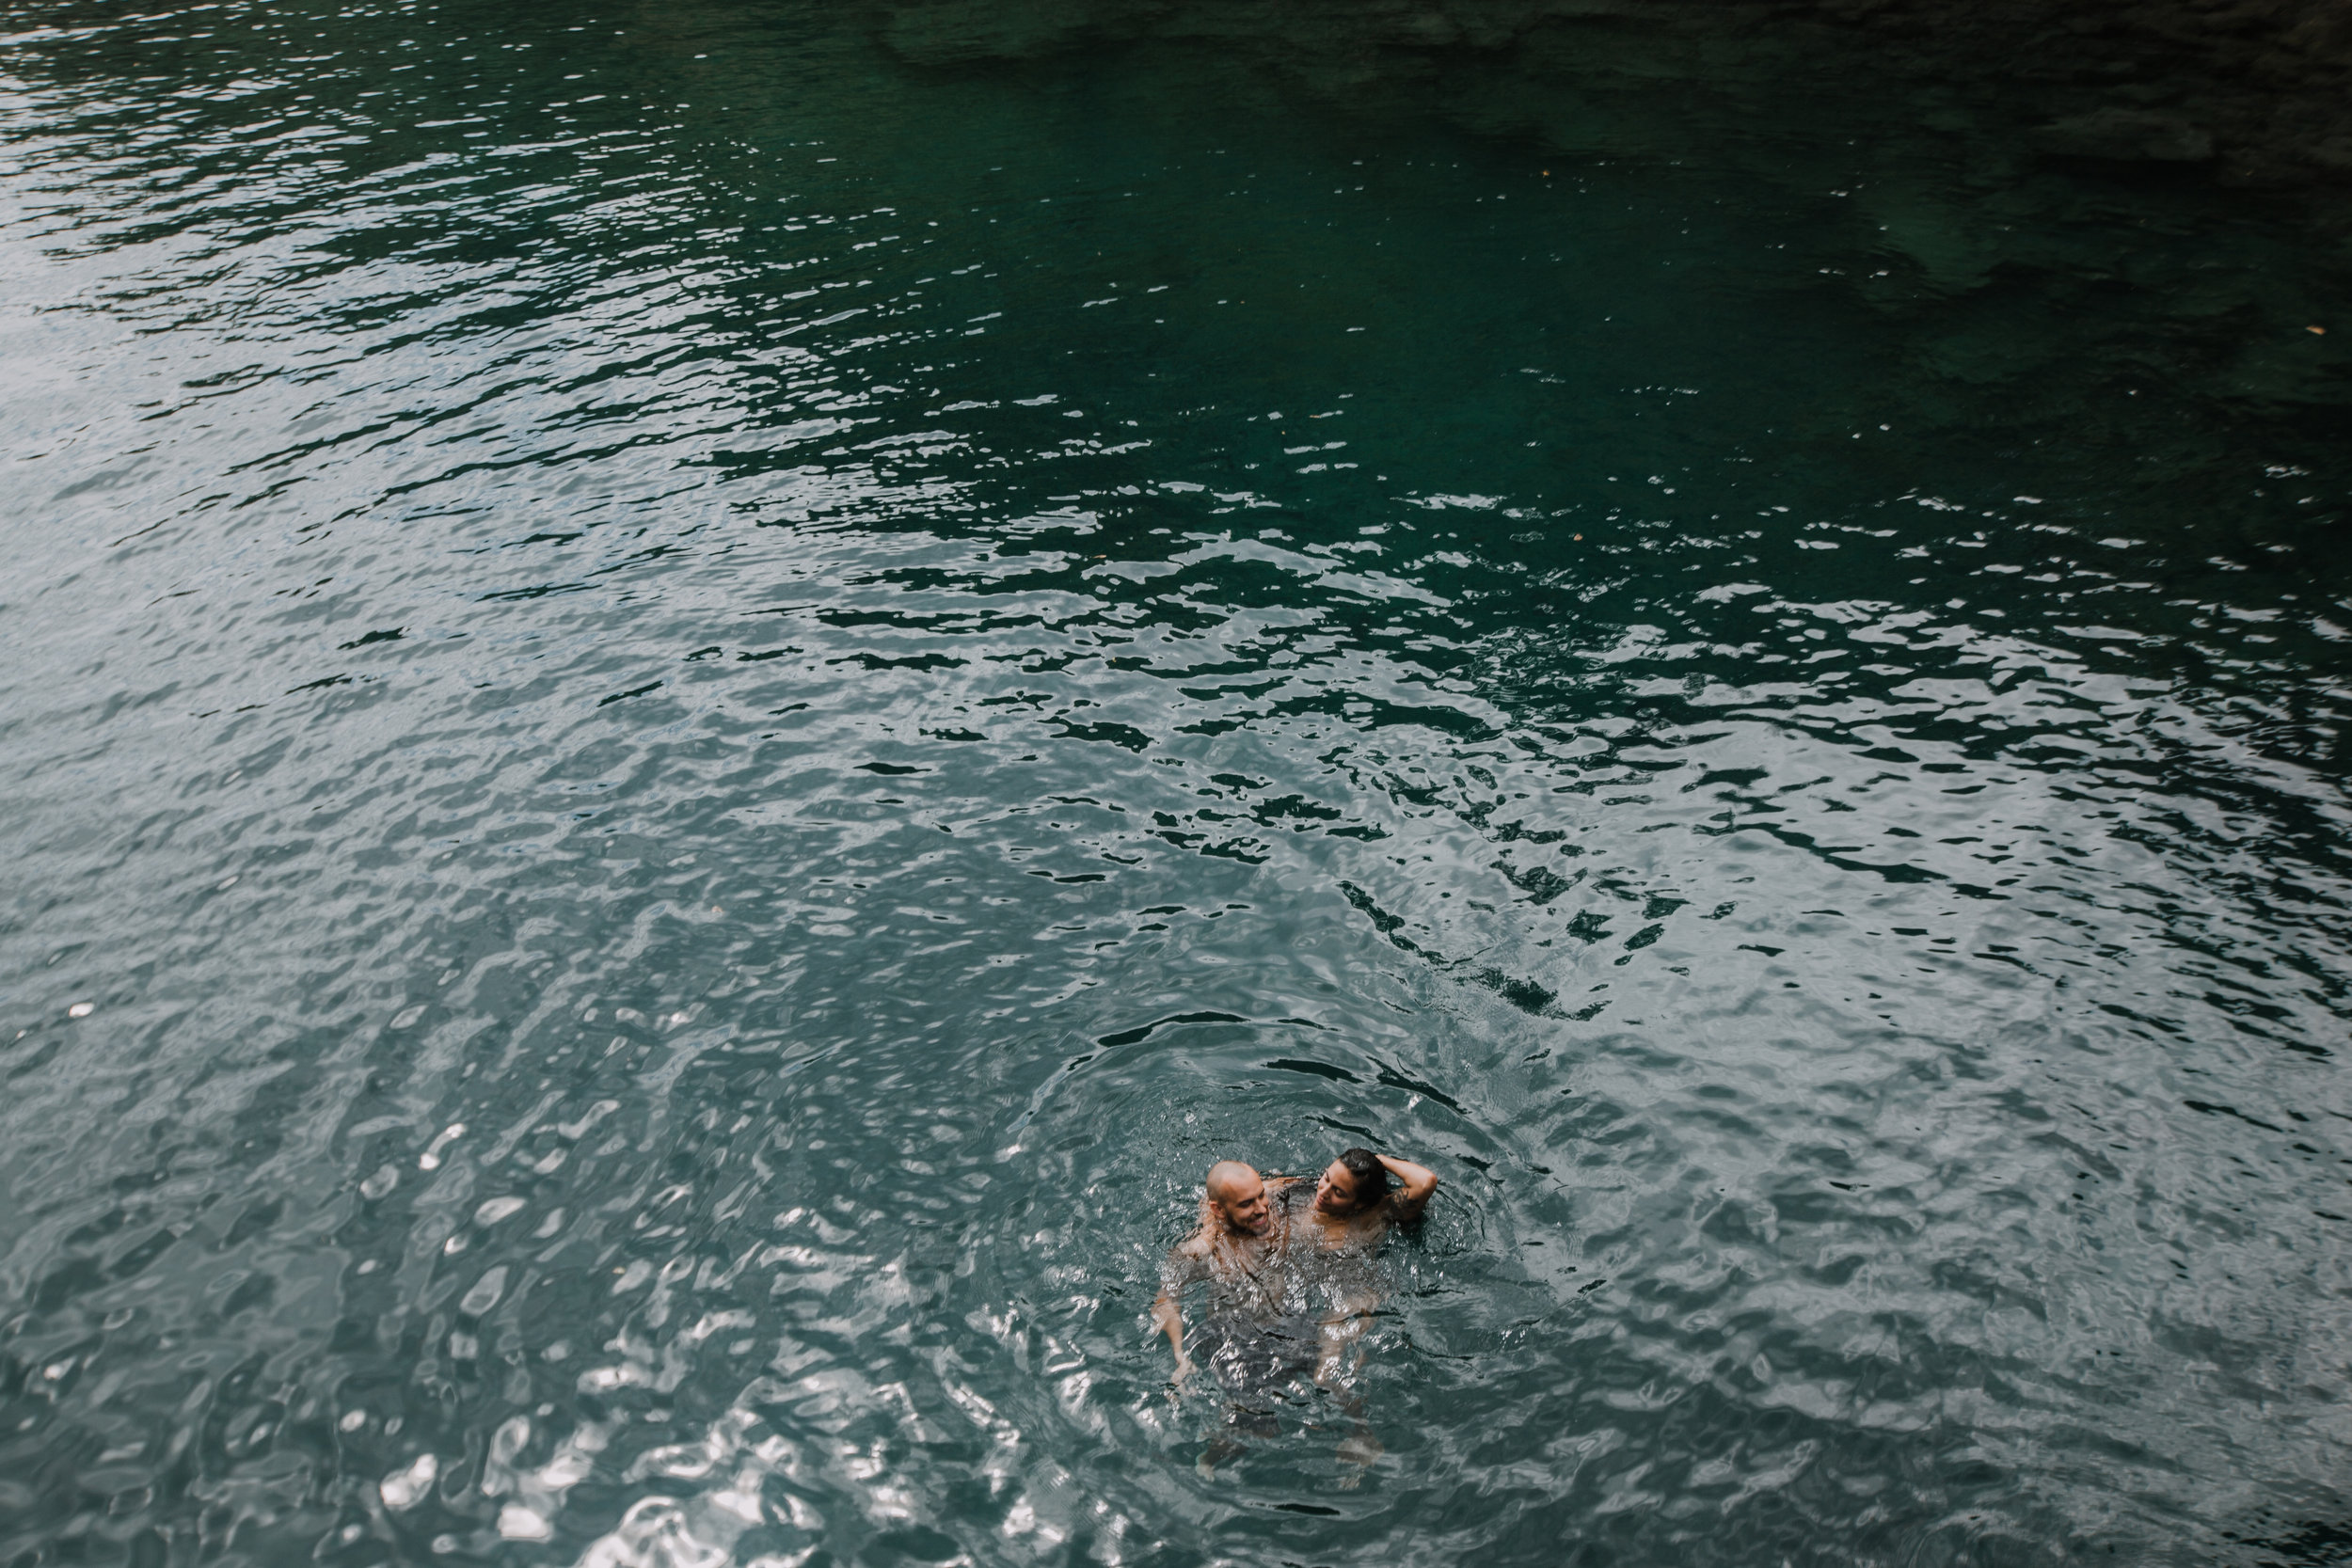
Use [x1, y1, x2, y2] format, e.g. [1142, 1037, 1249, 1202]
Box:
[1314, 1148, 1393, 1216]
[1205, 1160, 1273, 1237]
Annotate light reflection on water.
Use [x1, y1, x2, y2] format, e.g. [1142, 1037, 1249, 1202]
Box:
[2, 2, 2349, 1566]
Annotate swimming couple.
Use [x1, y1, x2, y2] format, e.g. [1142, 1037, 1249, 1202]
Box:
[1151, 1147, 1436, 1475]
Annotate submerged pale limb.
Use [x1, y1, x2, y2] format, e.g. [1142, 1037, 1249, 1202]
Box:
[1315, 1290, 1383, 1480]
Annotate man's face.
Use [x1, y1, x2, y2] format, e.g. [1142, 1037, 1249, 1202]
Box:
[1314, 1160, 1360, 1215]
[1213, 1172, 1272, 1236]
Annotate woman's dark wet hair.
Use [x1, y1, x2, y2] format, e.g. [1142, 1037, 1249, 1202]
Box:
[1339, 1147, 1392, 1204]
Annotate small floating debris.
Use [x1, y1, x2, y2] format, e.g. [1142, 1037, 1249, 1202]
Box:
[2312, 325, 2328, 335]
[68, 1002, 93, 1018]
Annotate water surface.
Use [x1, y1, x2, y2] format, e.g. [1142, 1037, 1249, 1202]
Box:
[4, 4, 2351, 1566]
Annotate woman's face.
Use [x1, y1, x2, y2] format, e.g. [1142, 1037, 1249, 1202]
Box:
[1314, 1160, 1359, 1215]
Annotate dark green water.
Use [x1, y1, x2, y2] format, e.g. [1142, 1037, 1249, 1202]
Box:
[5, 2, 2351, 1565]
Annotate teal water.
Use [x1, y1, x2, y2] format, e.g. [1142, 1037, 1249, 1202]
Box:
[4, 3, 2352, 1565]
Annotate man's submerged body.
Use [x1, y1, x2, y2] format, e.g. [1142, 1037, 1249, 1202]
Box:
[1152, 1160, 1284, 1390]
[1152, 1148, 1438, 1474]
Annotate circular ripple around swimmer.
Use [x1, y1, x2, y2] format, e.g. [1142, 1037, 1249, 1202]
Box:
[944, 1012, 1528, 1555]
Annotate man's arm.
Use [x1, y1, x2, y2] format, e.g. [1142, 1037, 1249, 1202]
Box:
[1377, 1153, 1438, 1224]
[1152, 1236, 1209, 1383]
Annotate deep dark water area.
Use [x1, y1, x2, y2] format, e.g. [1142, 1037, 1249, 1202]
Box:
[877, 0, 2352, 191]
[879, 0, 2352, 450]
[3, 1, 2352, 1566]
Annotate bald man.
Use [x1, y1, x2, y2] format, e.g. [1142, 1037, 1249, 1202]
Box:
[1151, 1160, 1281, 1388]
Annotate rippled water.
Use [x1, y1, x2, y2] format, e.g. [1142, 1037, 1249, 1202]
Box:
[5, 2, 2352, 1565]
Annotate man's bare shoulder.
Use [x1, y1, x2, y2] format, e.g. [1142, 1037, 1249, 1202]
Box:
[1168, 1229, 1215, 1259]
